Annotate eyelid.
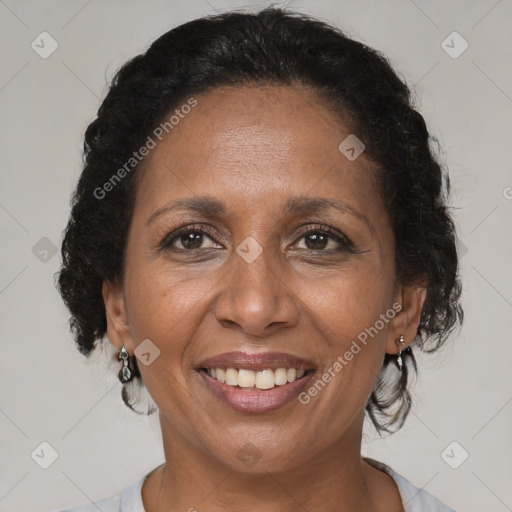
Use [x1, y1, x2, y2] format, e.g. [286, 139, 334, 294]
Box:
[158, 221, 355, 254]
[160, 223, 225, 249]
[291, 223, 355, 251]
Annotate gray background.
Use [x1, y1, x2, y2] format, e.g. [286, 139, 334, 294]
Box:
[1, 0, 511, 510]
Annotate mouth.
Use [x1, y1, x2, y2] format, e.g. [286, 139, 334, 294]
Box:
[197, 351, 316, 413]
[199, 366, 313, 389]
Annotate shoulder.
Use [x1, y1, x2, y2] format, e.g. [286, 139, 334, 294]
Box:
[364, 457, 456, 512]
[57, 494, 120, 512]
[57, 473, 145, 512]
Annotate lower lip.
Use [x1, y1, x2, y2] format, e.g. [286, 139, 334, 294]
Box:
[199, 371, 314, 413]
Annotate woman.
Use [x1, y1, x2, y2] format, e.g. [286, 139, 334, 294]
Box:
[56, 7, 462, 511]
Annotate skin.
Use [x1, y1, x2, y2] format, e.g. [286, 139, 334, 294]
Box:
[103, 85, 426, 512]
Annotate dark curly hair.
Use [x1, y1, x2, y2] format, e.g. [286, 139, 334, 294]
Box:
[56, 6, 463, 432]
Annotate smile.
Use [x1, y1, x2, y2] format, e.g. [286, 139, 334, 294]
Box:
[199, 370, 314, 413]
[203, 367, 307, 389]
[197, 351, 316, 413]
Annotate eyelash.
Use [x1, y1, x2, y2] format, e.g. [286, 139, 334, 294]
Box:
[157, 223, 356, 254]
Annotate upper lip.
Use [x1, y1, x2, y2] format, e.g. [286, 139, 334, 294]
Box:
[198, 351, 315, 372]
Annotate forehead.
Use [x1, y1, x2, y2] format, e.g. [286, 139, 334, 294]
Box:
[134, 85, 379, 216]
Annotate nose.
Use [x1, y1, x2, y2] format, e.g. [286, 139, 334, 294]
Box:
[214, 244, 299, 337]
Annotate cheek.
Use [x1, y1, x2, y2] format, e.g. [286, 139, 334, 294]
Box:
[300, 262, 393, 400]
[125, 265, 213, 339]
[122, 266, 216, 426]
[304, 256, 393, 336]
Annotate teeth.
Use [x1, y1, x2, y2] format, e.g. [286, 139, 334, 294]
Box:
[274, 368, 288, 385]
[225, 368, 238, 386]
[238, 369, 255, 388]
[206, 367, 307, 389]
[216, 368, 225, 383]
[255, 369, 274, 390]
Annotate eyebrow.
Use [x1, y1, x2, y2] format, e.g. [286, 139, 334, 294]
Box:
[146, 196, 226, 225]
[146, 195, 371, 228]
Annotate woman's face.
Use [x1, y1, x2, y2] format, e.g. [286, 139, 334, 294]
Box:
[104, 85, 423, 472]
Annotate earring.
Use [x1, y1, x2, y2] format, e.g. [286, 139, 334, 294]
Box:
[395, 335, 406, 371]
[118, 345, 135, 383]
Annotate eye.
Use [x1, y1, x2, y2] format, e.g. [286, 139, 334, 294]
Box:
[157, 223, 355, 254]
[293, 225, 355, 252]
[159, 224, 223, 251]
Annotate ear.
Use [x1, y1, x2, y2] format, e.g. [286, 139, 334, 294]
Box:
[385, 282, 427, 354]
[102, 279, 134, 352]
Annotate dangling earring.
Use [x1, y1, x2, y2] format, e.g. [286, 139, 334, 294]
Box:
[118, 345, 134, 383]
[395, 335, 406, 371]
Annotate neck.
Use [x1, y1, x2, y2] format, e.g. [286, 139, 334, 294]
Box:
[142, 413, 382, 512]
